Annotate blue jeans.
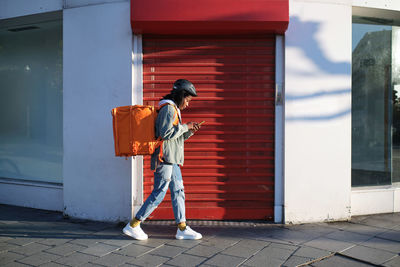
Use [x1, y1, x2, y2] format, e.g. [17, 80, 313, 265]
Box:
[135, 163, 186, 223]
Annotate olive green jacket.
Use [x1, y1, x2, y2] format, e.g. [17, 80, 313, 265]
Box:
[150, 100, 193, 170]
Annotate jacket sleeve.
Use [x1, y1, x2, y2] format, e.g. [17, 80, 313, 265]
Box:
[183, 130, 194, 140]
[157, 105, 189, 140]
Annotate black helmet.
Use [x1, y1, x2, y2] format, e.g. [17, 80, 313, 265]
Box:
[172, 79, 197, 96]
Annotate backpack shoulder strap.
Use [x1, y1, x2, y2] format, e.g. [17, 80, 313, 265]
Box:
[159, 103, 179, 125]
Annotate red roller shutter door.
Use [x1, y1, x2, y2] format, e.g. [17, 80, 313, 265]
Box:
[142, 36, 275, 220]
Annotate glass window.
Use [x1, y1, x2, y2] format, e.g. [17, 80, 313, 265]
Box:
[0, 18, 63, 184]
[352, 16, 400, 186]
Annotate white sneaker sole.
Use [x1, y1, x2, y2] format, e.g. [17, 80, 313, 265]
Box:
[123, 228, 148, 240]
[175, 235, 202, 240]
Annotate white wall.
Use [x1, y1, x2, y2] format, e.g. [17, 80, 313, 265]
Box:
[284, 0, 352, 223]
[63, 1, 133, 221]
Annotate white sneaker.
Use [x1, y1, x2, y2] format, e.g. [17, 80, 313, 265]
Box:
[175, 226, 202, 240]
[123, 223, 148, 240]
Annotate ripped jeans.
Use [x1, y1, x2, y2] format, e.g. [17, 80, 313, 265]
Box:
[135, 163, 186, 223]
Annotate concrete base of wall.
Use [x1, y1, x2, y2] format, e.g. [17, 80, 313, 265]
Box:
[0, 178, 63, 211]
[351, 185, 400, 216]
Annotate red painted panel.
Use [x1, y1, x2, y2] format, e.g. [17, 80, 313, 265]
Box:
[142, 36, 275, 221]
[131, 0, 289, 34]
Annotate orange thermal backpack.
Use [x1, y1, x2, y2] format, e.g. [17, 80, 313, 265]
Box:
[111, 104, 178, 157]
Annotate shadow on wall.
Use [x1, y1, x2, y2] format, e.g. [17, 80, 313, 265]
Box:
[285, 16, 351, 121]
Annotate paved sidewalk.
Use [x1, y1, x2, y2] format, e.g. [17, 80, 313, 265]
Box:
[0, 205, 399, 267]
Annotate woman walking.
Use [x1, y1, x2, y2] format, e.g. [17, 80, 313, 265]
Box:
[123, 79, 202, 240]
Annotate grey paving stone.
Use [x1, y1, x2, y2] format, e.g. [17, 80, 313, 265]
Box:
[62, 227, 96, 236]
[114, 243, 155, 257]
[54, 251, 99, 266]
[282, 255, 313, 267]
[36, 238, 73, 246]
[383, 255, 400, 267]
[392, 224, 400, 231]
[359, 237, 400, 254]
[90, 252, 133, 266]
[1, 261, 31, 267]
[128, 253, 170, 266]
[351, 215, 372, 223]
[0, 252, 25, 265]
[216, 228, 257, 239]
[0, 236, 13, 242]
[5, 237, 42, 246]
[269, 242, 298, 251]
[340, 222, 389, 237]
[45, 242, 87, 256]
[310, 255, 374, 267]
[132, 238, 172, 248]
[221, 243, 264, 258]
[165, 253, 207, 267]
[69, 237, 100, 247]
[80, 243, 119, 257]
[46, 222, 83, 231]
[340, 245, 397, 265]
[325, 230, 372, 244]
[1, 205, 398, 267]
[166, 239, 202, 248]
[203, 253, 246, 267]
[302, 236, 355, 252]
[366, 212, 400, 225]
[40, 262, 69, 267]
[358, 216, 400, 230]
[242, 257, 287, 267]
[270, 229, 322, 245]
[92, 227, 123, 239]
[200, 237, 239, 249]
[377, 229, 400, 242]
[100, 238, 135, 248]
[285, 224, 337, 236]
[242, 245, 294, 267]
[9, 242, 51, 256]
[254, 235, 296, 246]
[236, 239, 269, 249]
[24, 221, 72, 232]
[293, 246, 332, 260]
[237, 231, 272, 241]
[0, 241, 19, 253]
[184, 244, 223, 257]
[79, 264, 105, 267]
[16, 251, 61, 266]
[269, 244, 298, 257]
[322, 221, 349, 230]
[239, 227, 281, 239]
[150, 244, 186, 258]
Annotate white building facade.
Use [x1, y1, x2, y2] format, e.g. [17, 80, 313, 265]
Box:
[0, 0, 399, 223]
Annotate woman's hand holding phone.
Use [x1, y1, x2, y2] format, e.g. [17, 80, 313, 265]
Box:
[187, 121, 205, 133]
